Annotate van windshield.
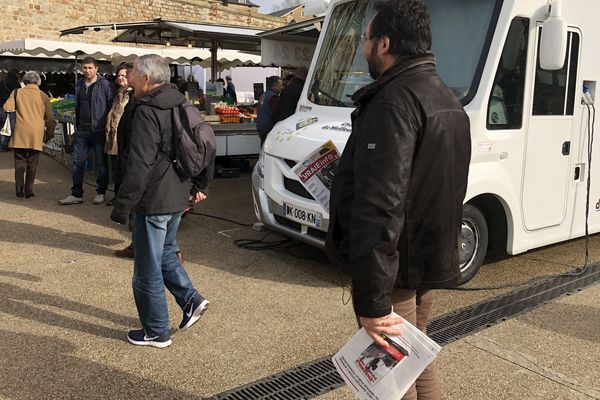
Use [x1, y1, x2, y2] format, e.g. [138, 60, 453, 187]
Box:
[308, 0, 502, 107]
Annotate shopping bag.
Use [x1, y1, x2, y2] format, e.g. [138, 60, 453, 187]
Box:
[0, 116, 11, 137]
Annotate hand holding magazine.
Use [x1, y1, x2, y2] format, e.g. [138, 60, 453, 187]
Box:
[332, 313, 441, 400]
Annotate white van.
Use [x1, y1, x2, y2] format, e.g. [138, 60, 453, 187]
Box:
[252, 0, 599, 282]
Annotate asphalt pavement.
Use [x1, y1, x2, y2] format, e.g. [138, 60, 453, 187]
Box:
[0, 152, 598, 400]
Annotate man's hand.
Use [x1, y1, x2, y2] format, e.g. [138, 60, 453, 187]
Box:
[359, 314, 404, 347]
[189, 191, 207, 205]
[110, 208, 128, 225]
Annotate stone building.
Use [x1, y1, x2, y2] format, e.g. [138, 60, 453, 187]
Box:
[0, 0, 285, 44]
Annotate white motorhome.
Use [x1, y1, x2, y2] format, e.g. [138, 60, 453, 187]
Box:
[252, 0, 599, 282]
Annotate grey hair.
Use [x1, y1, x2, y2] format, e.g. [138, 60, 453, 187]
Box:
[22, 71, 41, 86]
[134, 54, 170, 85]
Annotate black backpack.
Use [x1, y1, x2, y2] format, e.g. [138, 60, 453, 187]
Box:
[169, 101, 217, 179]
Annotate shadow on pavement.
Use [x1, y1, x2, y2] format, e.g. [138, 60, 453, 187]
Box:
[0, 219, 122, 257]
[0, 280, 138, 339]
[0, 270, 43, 282]
[0, 330, 202, 400]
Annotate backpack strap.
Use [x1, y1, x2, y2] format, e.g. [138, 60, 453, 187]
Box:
[157, 105, 181, 163]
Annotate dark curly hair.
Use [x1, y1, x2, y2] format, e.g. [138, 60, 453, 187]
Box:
[371, 0, 432, 56]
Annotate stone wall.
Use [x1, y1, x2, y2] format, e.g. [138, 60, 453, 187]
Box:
[0, 0, 284, 45]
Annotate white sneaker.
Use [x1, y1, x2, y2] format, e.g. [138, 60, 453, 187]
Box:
[58, 195, 84, 205]
[93, 194, 105, 205]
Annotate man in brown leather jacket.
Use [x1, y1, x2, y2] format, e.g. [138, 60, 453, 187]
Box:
[325, 1, 471, 399]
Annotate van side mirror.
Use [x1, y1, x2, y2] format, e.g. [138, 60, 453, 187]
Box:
[539, 1, 567, 70]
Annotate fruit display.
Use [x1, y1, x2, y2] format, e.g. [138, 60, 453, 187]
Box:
[50, 98, 76, 123]
[215, 105, 242, 124]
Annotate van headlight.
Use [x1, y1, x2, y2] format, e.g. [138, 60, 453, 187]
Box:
[257, 150, 266, 179]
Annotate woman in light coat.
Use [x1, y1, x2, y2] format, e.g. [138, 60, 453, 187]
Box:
[2, 71, 56, 198]
[105, 63, 133, 206]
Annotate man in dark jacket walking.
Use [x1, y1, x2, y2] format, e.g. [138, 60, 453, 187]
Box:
[59, 57, 115, 205]
[111, 54, 210, 348]
[325, 1, 471, 398]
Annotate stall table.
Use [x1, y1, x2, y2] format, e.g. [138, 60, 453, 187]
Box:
[210, 122, 261, 157]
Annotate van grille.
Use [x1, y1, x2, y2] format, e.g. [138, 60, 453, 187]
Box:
[283, 159, 297, 169]
[283, 177, 315, 201]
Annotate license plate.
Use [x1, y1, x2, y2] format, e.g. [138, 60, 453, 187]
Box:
[282, 203, 322, 228]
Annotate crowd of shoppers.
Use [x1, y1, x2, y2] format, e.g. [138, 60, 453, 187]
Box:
[0, 10, 469, 397]
[0, 55, 212, 349]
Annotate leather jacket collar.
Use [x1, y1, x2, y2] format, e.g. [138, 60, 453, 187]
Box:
[352, 53, 436, 105]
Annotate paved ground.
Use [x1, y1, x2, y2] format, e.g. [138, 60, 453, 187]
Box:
[0, 152, 598, 400]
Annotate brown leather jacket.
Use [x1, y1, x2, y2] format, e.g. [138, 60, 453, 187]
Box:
[325, 54, 471, 318]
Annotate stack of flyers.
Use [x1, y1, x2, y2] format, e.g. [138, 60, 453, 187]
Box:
[332, 313, 441, 400]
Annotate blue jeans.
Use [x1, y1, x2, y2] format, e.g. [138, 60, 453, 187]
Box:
[132, 211, 197, 336]
[0, 110, 15, 148]
[71, 128, 108, 197]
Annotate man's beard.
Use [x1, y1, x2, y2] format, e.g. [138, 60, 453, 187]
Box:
[367, 46, 381, 79]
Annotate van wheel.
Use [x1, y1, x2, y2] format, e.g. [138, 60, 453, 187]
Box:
[458, 204, 488, 284]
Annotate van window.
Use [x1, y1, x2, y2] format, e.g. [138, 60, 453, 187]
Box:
[533, 30, 580, 116]
[307, 0, 502, 107]
[487, 18, 529, 130]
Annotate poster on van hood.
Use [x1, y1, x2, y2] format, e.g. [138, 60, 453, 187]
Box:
[292, 140, 340, 212]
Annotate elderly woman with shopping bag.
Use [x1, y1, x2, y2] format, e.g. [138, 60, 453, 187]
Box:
[2, 71, 56, 198]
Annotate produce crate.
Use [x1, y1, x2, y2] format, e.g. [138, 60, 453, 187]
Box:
[219, 115, 241, 124]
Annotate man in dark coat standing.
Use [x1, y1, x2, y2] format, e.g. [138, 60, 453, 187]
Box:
[277, 66, 308, 122]
[59, 57, 115, 205]
[111, 55, 210, 348]
[325, 1, 471, 398]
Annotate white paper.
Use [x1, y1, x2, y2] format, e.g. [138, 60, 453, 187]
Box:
[332, 313, 441, 400]
[291, 140, 340, 212]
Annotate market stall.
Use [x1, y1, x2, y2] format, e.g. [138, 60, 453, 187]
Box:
[61, 20, 268, 159]
[42, 96, 76, 164]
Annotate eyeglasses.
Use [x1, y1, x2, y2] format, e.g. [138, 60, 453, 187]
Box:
[360, 33, 372, 42]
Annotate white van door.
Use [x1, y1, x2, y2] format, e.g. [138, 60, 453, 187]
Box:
[522, 28, 581, 230]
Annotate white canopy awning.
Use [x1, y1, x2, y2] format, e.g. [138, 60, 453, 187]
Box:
[0, 39, 261, 69]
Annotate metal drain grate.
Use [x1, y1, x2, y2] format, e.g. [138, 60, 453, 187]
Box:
[210, 357, 343, 400]
[211, 263, 599, 400]
[429, 262, 600, 345]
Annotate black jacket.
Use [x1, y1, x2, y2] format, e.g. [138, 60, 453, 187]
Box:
[277, 77, 305, 122]
[114, 97, 135, 191]
[74, 76, 115, 133]
[113, 84, 189, 216]
[0, 75, 20, 104]
[325, 54, 471, 318]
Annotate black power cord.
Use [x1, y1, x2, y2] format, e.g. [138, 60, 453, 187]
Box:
[185, 210, 253, 227]
[233, 231, 298, 250]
